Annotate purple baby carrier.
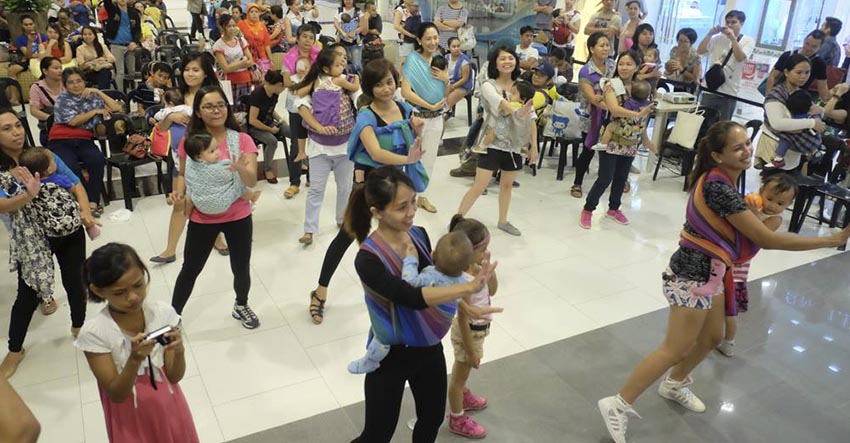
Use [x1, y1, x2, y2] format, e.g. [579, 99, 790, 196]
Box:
[305, 87, 356, 145]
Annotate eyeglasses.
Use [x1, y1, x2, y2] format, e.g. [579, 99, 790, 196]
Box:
[201, 103, 228, 113]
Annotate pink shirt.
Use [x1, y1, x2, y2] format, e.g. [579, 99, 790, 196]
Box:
[463, 273, 492, 325]
[177, 131, 258, 224]
[29, 80, 64, 111]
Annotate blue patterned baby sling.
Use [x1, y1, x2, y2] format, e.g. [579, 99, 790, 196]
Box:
[185, 129, 247, 215]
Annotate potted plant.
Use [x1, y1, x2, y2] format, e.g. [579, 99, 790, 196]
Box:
[1, 0, 52, 41]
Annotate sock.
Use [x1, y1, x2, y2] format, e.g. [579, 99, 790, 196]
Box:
[450, 411, 464, 418]
[615, 394, 630, 408]
[723, 339, 735, 345]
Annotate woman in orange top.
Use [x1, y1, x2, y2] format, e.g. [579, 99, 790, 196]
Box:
[238, 3, 273, 72]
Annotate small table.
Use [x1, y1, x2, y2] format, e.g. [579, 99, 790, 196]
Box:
[650, 100, 699, 149]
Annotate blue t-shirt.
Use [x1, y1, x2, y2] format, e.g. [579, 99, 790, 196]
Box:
[112, 10, 133, 44]
[0, 153, 80, 198]
[13, 33, 48, 56]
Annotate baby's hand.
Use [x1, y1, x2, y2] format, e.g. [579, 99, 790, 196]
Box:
[406, 241, 417, 257]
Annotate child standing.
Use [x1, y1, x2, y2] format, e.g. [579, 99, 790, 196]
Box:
[447, 215, 497, 439]
[717, 173, 798, 356]
[76, 243, 199, 443]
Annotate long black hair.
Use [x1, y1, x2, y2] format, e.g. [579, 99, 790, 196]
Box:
[179, 52, 220, 95]
[39, 56, 61, 80]
[81, 26, 104, 57]
[614, 49, 643, 80]
[631, 23, 657, 51]
[414, 22, 439, 53]
[290, 47, 340, 93]
[343, 166, 416, 243]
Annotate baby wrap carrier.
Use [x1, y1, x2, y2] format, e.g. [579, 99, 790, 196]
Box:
[0, 172, 81, 299]
[185, 129, 247, 215]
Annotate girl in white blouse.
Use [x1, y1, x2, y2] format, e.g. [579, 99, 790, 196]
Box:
[76, 243, 198, 443]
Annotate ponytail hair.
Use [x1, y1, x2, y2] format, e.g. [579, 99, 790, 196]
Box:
[687, 121, 745, 191]
[449, 214, 489, 249]
[343, 166, 416, 243]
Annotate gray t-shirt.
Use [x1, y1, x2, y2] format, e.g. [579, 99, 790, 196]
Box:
[535, 0, 557, 31]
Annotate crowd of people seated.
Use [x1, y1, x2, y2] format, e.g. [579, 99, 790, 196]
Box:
[3, 2, 850, 443]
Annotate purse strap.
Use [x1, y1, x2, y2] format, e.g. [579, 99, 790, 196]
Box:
[720, 34, 743, 68]
[35, 83, 55, 107]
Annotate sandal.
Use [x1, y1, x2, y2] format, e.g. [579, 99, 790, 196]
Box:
[39, 296, 58, 316]
[623, 181, 631, 194]
[309, 290, 326, 325]
[284, 185, 300, 199]
[570, 185, 582, 198]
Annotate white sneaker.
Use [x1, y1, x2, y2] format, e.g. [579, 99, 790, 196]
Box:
[591, 143, 607, 151]
[716, 340, 735, 357]
[657, 376, 706, 412]
[598, 395, 640, 443]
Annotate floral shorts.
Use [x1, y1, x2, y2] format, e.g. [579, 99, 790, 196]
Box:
[661, 268, 718, 310]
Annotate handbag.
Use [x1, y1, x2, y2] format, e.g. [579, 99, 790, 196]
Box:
[123, 133, 151, 159]
[458, 24, 476, 51]
[149, 124, 171, 158]
[704, 35, 742, 92]
[667, 109, 704, 150]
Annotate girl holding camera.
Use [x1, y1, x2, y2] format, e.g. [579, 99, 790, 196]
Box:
[76, 243, 199, 443]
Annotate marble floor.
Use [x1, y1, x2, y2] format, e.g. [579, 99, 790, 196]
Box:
[2, 4, 847, 443]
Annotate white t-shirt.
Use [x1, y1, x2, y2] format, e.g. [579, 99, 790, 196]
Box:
[74, 300, 181, 375]
[707, 33, 755, 95]
[515, 45, 539, 63]
[212, 37, 250, 71]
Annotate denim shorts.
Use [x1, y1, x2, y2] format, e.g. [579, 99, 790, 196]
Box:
[661, 268, 717, 310]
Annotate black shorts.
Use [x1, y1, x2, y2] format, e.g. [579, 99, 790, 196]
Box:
[477, 149, 522, 172]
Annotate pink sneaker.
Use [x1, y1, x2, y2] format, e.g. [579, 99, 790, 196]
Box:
[580, 210, 593, 229]
[449, 413, 487, 439]
[606, 210, 630, 225]
[463, 389, 488, 411]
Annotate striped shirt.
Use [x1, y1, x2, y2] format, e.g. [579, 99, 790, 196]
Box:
[434, 4, 468, 48]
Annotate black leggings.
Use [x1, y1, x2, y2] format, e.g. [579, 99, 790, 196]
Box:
[351, 343, 447, 443]
[172, 215, 253, 314]
[318, 227, 355, 287]
[8, 229, 87, 353]
[573, 132, 595, 187]
[190, 12, 204, 39]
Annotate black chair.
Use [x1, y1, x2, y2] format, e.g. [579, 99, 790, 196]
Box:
[101, 89, 131, 113]
[0, 78, 36, 147]
[738, 119, 763, 194]
[123, 47, 153, 92]
[101, 113, 167, 210]
[537, 135, 582, 181]
[154, 45, 179, 63]
[788, 173, 829, 233]
[652, 106, 721, 191]
[163, 15, 177, 31]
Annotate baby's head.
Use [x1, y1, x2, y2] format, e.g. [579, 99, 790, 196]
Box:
[630, 79, 652, 102]
[295, 57, 310, 77]
[430, 54, 448, 71]
[643, 47, 659, 64]
[449, 214, 490, 264]
[19, 147, 55, 179]
[759, 173, 798, 216]
[184, 132, 220, 164]
[511, 80, 536, 104]
[786, 90, 814, 116]
[432, 231, 474, 278]
[163, 88, 184, 107]
[341, 12, 352, 23]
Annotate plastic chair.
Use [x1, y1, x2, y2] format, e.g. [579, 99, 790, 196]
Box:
[652, 106, 721, 191]
[451, 62, 477, 127]
[123, 47, 153, 92]
[101, 89, 130, 113]
[101, 113, 167, 210]
[238, 95, 290, 171]
[0, 78, 36, 147]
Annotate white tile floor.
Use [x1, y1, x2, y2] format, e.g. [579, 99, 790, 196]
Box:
[0, 5, 844, 442]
